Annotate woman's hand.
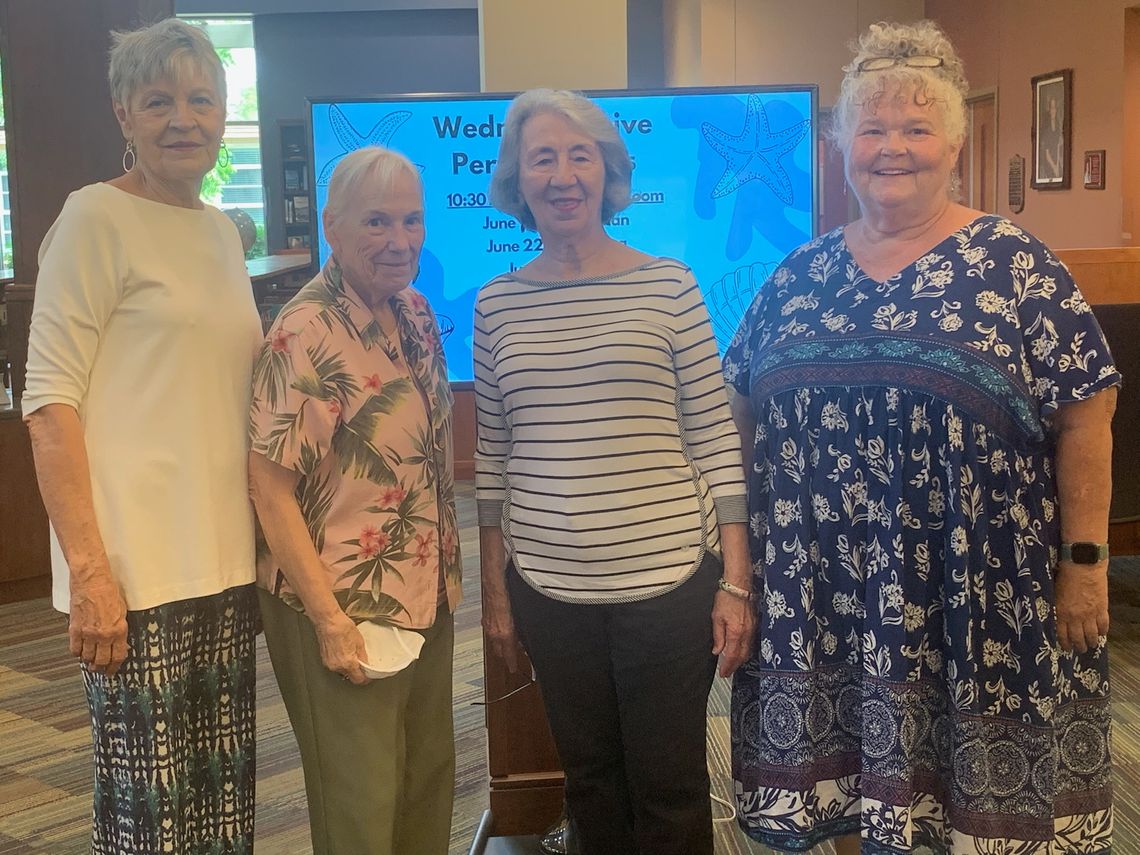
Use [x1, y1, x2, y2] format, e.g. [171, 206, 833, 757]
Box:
[313, 611, 369, 684]
[1050, 389, 1115, 654]
[483, 588, 524, 674]
[713, 523, 755, 677]
[712, 589, 755, 677]
[250, 453, 368, 684]
[26, 405, 127, 675]
[69, 568, 128, 675]
[480, 525, 526, 673]
[1054, 561, 1109, 654]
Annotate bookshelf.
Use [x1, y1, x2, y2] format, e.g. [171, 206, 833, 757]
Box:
[279, 120, 312, 251]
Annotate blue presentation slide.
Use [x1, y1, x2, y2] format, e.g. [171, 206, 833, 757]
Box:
[308, 87, 816, 382]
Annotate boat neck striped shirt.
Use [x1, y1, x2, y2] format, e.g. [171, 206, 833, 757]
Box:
[473, 258, 747, 603]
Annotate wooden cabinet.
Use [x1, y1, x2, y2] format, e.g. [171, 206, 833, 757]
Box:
[0, 411, 51, 604]
[483, 641, 565, 835]
[249, 252, 314, 331]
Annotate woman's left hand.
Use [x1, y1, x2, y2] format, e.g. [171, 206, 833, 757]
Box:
[712, 590, 755, 678]
[1055, 561, 1109, 654]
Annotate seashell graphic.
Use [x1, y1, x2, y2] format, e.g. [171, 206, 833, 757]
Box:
[706, 261, 777, 346]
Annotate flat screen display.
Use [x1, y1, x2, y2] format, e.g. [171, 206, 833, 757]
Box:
[307, 86, 817, 382]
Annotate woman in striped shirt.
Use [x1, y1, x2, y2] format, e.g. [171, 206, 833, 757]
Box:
[474, 88, 753, 855]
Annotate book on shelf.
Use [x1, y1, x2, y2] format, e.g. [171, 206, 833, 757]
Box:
[293, 196, 310, 223]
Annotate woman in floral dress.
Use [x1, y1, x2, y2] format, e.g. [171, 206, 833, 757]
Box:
[724, 20, 1119, 854]
[249, 147, 461, 855]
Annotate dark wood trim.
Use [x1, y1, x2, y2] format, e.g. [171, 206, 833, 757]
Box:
[483, 609, 565, 835]
[1110, 521, 1140, 557]
[0, 417, 50, 603]
[5, 284, 32, 400]
[487, 780, 565, 838]
[0, 575, 51, 605]
[247, 251, 313, 282]
[453, 388, 476, 482]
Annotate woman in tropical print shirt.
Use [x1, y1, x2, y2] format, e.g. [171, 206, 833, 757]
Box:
[249, 146, 460, 855]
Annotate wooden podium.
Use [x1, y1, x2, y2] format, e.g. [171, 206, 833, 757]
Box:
[482, 637, 565, 835]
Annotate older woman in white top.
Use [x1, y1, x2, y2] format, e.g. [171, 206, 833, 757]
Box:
[22, 19, 261, 854]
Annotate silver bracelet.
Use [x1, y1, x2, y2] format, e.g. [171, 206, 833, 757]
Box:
[717, 577, 753, 602]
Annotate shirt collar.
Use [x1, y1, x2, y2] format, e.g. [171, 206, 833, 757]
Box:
[323, 258, 385, 350]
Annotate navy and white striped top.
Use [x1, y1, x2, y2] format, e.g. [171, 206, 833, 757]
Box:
[473, 258, 748, 603]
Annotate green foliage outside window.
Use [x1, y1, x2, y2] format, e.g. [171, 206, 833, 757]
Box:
[200, 155, 236, 206]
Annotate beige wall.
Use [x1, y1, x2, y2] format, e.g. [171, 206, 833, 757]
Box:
[928, 0, 1134, 249]
[662, 0, 924, 100]
[475, 0, 1131, 248]
[478, 0, 628, 91]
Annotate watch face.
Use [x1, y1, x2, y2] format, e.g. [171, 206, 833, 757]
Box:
[1070, 542, 1103, 564]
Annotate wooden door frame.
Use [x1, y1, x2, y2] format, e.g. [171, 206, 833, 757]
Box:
[961, 86, 999, 212]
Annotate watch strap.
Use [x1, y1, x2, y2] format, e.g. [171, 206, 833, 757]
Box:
[1060, 542, 1110, 564]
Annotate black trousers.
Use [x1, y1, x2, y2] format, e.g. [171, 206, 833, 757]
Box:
[507, 555, 721, 855]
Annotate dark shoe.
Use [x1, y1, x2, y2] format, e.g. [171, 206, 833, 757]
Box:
[539, 808, 578, 855]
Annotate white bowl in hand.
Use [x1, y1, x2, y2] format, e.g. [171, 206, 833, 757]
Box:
[356, 621, 426, 679]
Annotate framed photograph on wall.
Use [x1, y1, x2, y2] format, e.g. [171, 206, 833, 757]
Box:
[1031, 68, 1072, 190]
[1083, 149, 1106, 190]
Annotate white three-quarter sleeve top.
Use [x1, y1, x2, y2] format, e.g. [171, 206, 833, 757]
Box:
[22, 183, 263, 612]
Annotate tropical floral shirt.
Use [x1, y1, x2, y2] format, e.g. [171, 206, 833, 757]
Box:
[250, 261, 461, 629]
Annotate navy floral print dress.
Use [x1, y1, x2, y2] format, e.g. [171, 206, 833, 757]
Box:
[723, 215, 1120, 854]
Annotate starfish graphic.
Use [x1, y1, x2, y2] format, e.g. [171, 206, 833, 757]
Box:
[700, 94, 809, 204]
[317, 105, 413, 185]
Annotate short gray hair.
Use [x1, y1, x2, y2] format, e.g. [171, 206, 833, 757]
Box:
[489, 88, 632, 231]
[109, 18, 227, 108]
[324, 146, 422, 226]
[829, 20, 968, 154]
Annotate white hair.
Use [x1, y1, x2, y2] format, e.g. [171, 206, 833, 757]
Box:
[489, 88, 633, 231]
[323, 146, 422, 226]
[108, 18, 227, 108]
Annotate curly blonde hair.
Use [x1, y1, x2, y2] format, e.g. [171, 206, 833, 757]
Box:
[828, 20, 969, 153]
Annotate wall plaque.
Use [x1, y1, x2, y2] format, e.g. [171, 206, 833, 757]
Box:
[1009, 155, 1025, 213]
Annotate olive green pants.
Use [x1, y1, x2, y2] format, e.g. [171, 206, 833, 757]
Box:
[258, 590, 456, 855]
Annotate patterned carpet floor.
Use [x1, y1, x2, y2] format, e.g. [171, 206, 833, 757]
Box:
[1, 488, 1138, 854]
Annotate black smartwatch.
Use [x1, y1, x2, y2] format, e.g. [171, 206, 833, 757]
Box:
[1060, 542, 1109, 564]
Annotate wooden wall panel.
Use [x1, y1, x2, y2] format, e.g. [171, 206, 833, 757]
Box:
[0, 415, 50, 603]
[5, 284, 31, 399]
[0, 0, 172, 284]
[454, 387, 476, 481]
[1055, 248, 1140, 305]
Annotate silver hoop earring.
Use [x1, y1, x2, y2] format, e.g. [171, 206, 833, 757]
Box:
[122, 140, 136, 173]
[217, 140, 231, 169]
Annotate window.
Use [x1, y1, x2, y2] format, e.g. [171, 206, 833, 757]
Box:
[181, 16, 266, 258]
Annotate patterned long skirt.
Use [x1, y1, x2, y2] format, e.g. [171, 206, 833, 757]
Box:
[80, 584, 258, 855]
